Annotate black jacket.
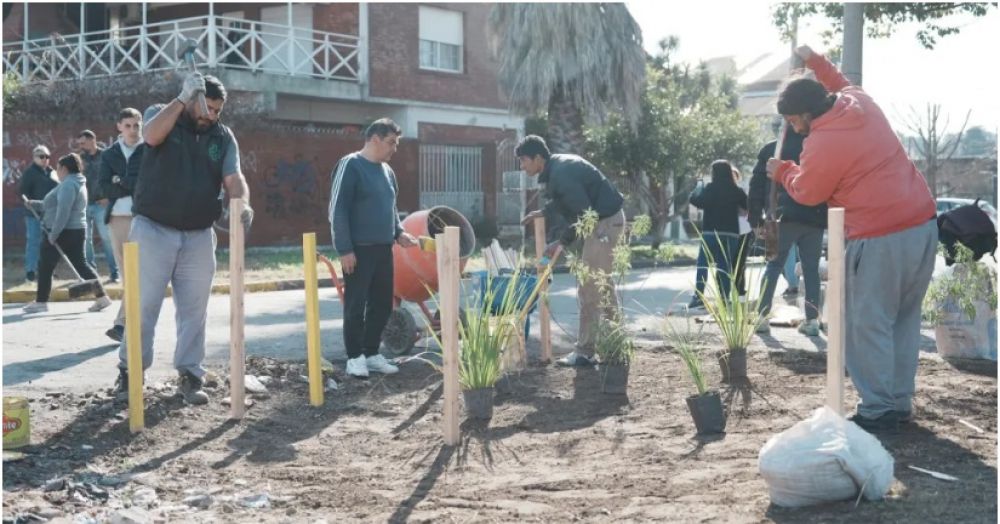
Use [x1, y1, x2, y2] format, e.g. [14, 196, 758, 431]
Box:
[134, 112, 235, 230]
[689, 175, 747, 236]
[540, 154, 624, 244]
[99, 140, 145, 224]
[748, 131, 827, 229]
[80, 147, 106, 203]
[18, 163, 58, 201]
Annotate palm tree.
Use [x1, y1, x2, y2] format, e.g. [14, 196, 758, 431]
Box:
[487, 4, 646, 153]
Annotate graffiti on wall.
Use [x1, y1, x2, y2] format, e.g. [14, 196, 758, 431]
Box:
[259, 155, 327, 224]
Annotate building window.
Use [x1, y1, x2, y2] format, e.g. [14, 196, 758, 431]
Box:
[418, 6, 463, 73]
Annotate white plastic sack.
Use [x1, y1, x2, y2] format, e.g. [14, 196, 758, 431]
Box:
[935, 298, 998, 360]
[758, 407, 895, 508]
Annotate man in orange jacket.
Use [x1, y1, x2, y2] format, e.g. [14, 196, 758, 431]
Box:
[767, 45, 938, 432]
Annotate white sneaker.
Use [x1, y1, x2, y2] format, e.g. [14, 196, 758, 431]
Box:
[756, 322, 771, 335]
[23, 301, 48, 313]
[346, 356, 369, 378]
[798, 319, 821, 337]
[366, 354, 399, 375]
[89, 295, 113, 312]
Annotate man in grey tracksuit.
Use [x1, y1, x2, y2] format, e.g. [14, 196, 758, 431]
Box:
[329, 118, 418, 379]
[517, 135, 626, 367]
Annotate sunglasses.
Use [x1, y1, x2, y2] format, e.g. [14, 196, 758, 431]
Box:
[36, 155, 50, 159]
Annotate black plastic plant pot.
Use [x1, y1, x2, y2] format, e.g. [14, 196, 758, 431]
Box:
[600, 363, 629, 395]
[686, 391, 727, 435]
[718, 348, 747, 383]
[463, 387, 494, 420]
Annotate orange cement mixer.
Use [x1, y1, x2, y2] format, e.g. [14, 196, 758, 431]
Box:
[319, 206, 476, 355]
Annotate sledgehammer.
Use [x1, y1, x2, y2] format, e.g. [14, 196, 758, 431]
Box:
[177, 35, 210, 117]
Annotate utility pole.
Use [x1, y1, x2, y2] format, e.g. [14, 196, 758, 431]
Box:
[842, 3, 865, 86]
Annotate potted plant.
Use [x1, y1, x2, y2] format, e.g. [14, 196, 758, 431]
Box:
[594, 319, 635, 394]
[667, 317, 726, 434]
[695, 234, 768, 382]
[423, 262, 548, 421]
[923, 244, 998, 360]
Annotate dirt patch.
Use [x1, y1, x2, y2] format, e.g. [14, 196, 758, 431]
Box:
[3, 346, 996, 523]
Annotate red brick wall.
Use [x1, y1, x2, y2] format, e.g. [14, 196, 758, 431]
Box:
[2, 121, 420, 249]
[368, 3, 506, 109]
[314, 4, 358, 36]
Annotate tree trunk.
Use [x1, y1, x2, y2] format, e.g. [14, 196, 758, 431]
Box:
[546, 90, 585, 154]
[650, 184, 669, 250]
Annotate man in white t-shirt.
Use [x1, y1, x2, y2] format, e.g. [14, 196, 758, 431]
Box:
[98, 107, 145, 342]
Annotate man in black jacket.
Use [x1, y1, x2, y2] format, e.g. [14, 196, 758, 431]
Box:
[748, 127, 827, 336]
[99, 107, 144, 342]
[518, 135, 625, 367]
[115, 73, 252, 405]
[78, 129, 118, 282]
[18, 145, 57, 282]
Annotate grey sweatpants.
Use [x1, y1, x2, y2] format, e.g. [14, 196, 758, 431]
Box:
[845, 219, 937, 418]
[117, 215, 216, 378]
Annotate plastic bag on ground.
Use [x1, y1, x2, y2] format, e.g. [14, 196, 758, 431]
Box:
[758, 406, 895, 508]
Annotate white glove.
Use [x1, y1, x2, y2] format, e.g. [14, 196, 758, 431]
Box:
[178, 72, 205, 105]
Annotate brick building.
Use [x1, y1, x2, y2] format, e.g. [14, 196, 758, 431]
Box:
[2, 2, 526, 247]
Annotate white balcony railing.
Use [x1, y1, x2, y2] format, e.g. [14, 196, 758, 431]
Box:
[2, 15, 361, 84]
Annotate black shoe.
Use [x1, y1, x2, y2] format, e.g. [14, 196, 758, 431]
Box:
[687, 297, 705, 310]
[26, 271, 36, 282]
[178, 371, 209, 405]
[849, 411, 900, 432]
[106, 325, 124, 342]
[114, 368, 129, 399]
[781, 287, 799, 299]
[894, 410, 913, 423]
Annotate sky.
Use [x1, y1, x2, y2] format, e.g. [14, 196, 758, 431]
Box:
[626, 1, 999, 133]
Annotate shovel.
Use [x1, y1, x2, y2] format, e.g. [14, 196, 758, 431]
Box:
[21, 195, 103, 298]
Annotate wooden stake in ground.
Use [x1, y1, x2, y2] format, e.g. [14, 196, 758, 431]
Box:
[303, 232, 324, 407]
[437, 226, 461, 445]
[826, 207, 846, 415]
[123, 241, 144, 433]
[533, 216, 552, 362]
[229, 198, 247, 419]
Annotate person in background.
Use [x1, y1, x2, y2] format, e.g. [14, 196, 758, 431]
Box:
[99, 108, 145, 342]
[22, 153, 111, 314]
[733, 167, 753, 297]
[688, 160, 748, 304]
[18, 145, 57, 282]
[78, 129, 118, 283]
[750, 126, 827, 337]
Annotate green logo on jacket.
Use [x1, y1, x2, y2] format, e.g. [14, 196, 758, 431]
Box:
[207, 143, 222, 162]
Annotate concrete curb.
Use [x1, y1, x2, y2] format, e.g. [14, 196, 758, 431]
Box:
[3, 258, 698, 304]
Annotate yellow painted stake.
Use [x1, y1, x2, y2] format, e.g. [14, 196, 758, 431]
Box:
[123, 242, 144, 433]
[303, 233, 324, 406]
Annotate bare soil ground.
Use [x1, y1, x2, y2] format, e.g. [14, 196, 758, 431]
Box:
[3, 341, 996, 523]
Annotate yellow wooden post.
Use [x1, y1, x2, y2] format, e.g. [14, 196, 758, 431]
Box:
[229, 198, 247, 418]
[123, 241, 144, 433]
[303, 233, 323, 406]
[438, 226, 460, 445]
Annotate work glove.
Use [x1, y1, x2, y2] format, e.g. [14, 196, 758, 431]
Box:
[241, 205, 254, 234]
[178, 72, 205, 105]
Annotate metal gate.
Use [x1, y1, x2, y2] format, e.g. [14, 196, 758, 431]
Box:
[419, 145, 483, 221]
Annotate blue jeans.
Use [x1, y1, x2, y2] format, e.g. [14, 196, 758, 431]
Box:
[24, 215, 42, 275]
[695, 232, 739, 299]
[783, 244, 799, 288]
[86, 203, 118, 277]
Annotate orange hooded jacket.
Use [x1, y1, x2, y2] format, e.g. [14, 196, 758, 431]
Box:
[773, 53, 936, 240]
